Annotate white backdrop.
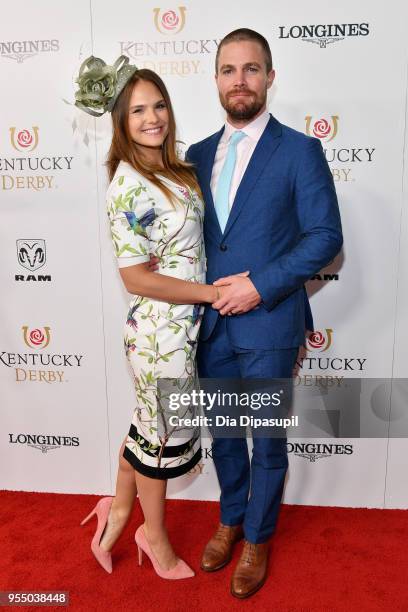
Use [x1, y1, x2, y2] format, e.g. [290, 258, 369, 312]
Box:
[1, 0, 407, 508]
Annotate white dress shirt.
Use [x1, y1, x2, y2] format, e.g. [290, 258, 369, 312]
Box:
[210, 110, 270, 211]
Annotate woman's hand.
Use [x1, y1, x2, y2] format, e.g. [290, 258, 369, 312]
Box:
[148, 254, 160, 272]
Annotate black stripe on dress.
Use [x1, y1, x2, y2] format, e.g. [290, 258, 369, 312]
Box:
[128, 423, 199, 458]
[123, 445, 202, 480]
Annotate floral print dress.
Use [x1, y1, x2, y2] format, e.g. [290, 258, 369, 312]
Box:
[106, 161, 205, 479]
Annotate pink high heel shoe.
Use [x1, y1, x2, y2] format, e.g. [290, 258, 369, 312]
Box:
[135, 525, 194, 579]
[81, 497, 113, 574]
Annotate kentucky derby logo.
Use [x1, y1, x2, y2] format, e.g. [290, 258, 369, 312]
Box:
[153, 7, 186, 34]
[305, 116, 338, 142]
[22, 326, 51, 349]
[17, 239, 46, 271]
[10, 126, 39, 152]
[305, 329, 333, 352]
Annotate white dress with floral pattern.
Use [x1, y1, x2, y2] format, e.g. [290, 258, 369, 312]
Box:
[106, 161, 204, 479]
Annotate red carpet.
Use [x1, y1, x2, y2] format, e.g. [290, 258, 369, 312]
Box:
[0, 491, 407, 612]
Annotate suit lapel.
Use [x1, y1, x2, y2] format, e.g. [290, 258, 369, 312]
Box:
[198, 128, 224, 236]
[223, 115, 282, 238]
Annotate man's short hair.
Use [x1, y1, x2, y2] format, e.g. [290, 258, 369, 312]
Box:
[215, 28, 273, 74]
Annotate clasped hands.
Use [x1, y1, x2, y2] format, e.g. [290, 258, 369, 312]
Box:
[212, 271, 261, 316]
[148, 255, 261, 316]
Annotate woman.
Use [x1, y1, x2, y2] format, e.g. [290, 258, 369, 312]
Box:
[76, 56, 224, 579]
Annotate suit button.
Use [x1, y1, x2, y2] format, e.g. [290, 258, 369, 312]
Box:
[220, 244, 227, 252]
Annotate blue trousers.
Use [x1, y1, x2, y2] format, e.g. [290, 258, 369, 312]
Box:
[197, 317, 298, 544]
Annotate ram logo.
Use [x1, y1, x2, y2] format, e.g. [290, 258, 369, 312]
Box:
[16, 239, 46, 271]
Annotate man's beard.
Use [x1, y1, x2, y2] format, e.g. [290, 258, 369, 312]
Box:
[220, 88, 266, 121]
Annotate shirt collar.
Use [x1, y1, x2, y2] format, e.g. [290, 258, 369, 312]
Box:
[222, 110, 270, 144]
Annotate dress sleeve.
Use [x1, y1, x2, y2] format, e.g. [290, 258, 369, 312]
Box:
[107, 174, 156, 268]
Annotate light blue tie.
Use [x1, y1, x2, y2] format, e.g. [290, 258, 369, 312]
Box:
[214, 130, 246, 233]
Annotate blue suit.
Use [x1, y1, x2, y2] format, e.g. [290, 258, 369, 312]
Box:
[187, 115, 342, 542]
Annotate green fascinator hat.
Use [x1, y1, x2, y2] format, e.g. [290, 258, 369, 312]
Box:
[74, 55, 138, 117]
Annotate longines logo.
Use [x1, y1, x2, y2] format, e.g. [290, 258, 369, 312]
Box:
[278, 23, 369, 48]
[0, 40, 59, 63]
[119, 5, 220, 77]
[153, 7, 186, 34]
[1, 127, 73, 192]
[9, 433, 79, 453]
[304, 115, 375, 183]
[287, 442, 353, 461]
[0, 326, 84, 384]
[297, 329, 367, 372]
[16, 239, 51, 282]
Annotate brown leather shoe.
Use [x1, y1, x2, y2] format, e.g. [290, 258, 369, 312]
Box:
[230, 540, 269, 598]
[200, 523, 244, 572]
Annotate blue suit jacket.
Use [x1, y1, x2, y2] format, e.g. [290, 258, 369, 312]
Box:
[187, 115, 343, 349]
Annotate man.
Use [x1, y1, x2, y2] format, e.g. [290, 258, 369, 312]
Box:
[186, 29, 343, 598]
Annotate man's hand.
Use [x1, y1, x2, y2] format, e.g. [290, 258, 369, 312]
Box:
[212, 272, 261, 315]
